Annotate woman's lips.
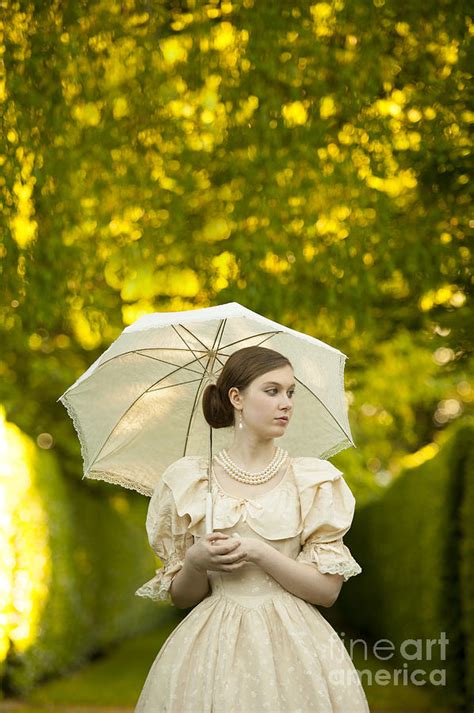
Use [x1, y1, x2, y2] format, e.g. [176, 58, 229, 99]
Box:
[275, 417, 288, 423]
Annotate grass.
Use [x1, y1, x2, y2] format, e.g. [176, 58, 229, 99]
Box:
[1, 606, 181, 710]
[0, 612, 459, 712]
[351, 645, 455, 712]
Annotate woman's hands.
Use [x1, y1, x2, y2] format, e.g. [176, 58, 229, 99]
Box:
[231, 535, 264, 565]
[186, 532, 263, 574]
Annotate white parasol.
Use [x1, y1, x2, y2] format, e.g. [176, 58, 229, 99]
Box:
[57, 301, 355, 533]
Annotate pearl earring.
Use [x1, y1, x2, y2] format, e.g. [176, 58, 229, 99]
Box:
[239, 411, 243, 429]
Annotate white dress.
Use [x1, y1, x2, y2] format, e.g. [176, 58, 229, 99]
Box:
[134, 455, 370, 712]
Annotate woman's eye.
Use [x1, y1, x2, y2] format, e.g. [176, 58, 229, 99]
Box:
[266, 389, 295, 396]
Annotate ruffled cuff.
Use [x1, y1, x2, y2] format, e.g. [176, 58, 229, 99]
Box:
[135, 558, 184, 603]
[296, 539, 362, 582]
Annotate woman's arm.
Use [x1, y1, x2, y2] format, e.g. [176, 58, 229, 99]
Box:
[170, 553, 211, 609]
[170, 537, 344, 609]
[254, 541, 344, 607]
[170, 532, 249, 609]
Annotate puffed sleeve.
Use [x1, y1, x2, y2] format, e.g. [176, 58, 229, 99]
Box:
[296, 470, 362, 582]
[134, 475, 194, 604]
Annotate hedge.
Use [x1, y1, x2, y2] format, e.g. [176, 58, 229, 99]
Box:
[340, 418, 474, 710]
[0, 410, 168, 697]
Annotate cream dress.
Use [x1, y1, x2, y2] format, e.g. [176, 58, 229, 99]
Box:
[134, 455, 370, 713]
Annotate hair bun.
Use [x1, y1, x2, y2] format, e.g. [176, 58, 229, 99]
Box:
[201, 345, 292, 430]
[202, 381, 233, 429]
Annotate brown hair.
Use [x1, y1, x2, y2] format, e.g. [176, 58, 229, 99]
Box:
[202, 345, 293, 429]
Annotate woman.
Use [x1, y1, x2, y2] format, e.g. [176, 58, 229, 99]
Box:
[134, 345, 370, 712]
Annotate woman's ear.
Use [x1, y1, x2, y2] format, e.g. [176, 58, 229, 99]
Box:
[227, 386, 241, 410]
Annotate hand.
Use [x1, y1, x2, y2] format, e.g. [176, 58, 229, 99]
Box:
[186, 532, 249, 574]
[230, 535, 264, 565]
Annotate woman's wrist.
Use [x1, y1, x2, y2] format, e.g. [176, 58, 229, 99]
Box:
[170, 553, 210, 608]
[185, 544, 208, 575]
[251, 539, 270, 567]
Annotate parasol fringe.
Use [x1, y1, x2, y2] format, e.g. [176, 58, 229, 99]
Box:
[58, 395, 91, 470]
[320, 438, 356, 460]
[86, 470, 153, 497]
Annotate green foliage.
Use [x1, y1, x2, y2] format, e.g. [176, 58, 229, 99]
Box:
[0, 414, 167, 697]
[340, 417, 474, 709]
[459, 423, 474, 710]
[0, 0, 471, 483]
[24, 619, 181, 706]
[0, 1, 472, 698]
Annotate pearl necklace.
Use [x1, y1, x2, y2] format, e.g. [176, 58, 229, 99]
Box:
[214, 446, 288, 485]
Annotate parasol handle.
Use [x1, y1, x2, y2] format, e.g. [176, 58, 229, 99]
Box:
[205, 492, 213, 534]
[206, 423, 214, 534]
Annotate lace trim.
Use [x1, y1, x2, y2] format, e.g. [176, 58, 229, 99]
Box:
[319, 354, 355, 460]
[86, 469, 153, 496]
[319, 439, 354, 460]
[58, 395, 154, 496]
[317, 560, 362, 582]
[297, 539, 362, 582]
[298, 553, 362, 582]
[135, 559, 184, 603]
[58, 395, 91, 470]
[135, 579, 173, 602]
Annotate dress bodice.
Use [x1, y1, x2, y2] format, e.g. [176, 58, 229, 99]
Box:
[189, 460, 302, 605]
[135, 454, 362, 605]
[204, 455, 302, 540]
[200, 520, 302, 607]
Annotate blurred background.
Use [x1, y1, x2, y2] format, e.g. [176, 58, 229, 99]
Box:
[0, 0, 472, 710]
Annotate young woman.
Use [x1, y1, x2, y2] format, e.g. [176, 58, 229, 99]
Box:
[135, 345, 370, 712]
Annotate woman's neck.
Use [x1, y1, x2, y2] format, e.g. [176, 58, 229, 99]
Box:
[225, 440, 277, 470]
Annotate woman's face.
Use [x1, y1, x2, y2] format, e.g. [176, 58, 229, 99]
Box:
[229, 365, 295, 438]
